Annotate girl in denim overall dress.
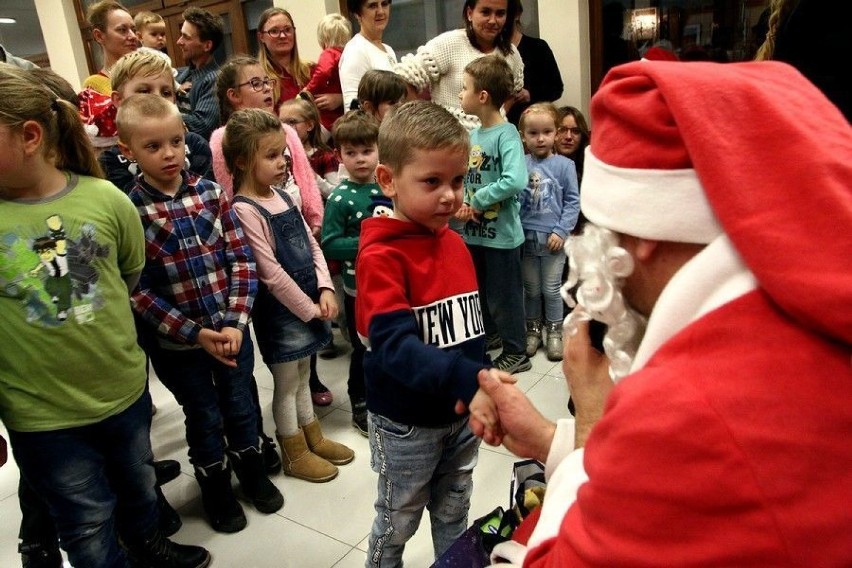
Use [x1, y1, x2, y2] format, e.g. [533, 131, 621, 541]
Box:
[223, 108, 354, 484]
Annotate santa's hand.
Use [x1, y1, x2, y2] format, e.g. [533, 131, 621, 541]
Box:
[470, 370, 555, 462]
[564, 319, 612, 448]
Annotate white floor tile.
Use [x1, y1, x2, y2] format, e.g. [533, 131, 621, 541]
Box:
[0, 340, 567, 567]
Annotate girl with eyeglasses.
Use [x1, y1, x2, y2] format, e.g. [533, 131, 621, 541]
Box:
[256, 8, 344, 116]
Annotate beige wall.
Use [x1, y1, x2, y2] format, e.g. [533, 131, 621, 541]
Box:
[38, 0, 590, 116]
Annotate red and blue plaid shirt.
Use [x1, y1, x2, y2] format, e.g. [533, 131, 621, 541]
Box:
[129, 172, 257, 345]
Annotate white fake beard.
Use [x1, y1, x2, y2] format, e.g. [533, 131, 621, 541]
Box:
[560, 224, 647, 381]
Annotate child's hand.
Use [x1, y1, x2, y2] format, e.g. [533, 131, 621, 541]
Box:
[219, 326, 244, 356]
[311, 225, 322, 239]
[470, 208, 483, 223]
[455, 204, 472, 221]
[547, 233, 565, 252]
[197, 328, 238, 367]
[317, 289, 338, 321]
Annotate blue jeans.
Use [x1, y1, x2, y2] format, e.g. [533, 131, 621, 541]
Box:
[8, 391, 158, 568]
[367, 413, 480, 567]
[468, 244, 526, 354]
[148, 328, 259, 467]
[522, 240, 567, 323]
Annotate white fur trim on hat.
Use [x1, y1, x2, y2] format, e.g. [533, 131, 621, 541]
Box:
[580, 148, 722, 244]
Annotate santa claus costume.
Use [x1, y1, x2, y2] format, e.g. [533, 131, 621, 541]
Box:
[496, 60, 852, 566]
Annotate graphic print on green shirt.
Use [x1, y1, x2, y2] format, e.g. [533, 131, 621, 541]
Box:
[1, 214, 110, 326]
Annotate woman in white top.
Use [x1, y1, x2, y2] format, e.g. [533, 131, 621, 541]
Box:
[394, 0, 524, 131]
[339, 0, 398, 111]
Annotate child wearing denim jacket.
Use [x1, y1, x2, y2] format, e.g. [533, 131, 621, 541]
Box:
[357, 100, 509, 567]
[117, 94, 283, 534]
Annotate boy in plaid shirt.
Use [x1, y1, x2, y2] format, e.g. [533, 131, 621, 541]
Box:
[117, 94, 283, 534]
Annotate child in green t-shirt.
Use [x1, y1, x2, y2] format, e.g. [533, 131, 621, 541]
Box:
[321, 110, 383, 435]
[0, 65, 209, 568]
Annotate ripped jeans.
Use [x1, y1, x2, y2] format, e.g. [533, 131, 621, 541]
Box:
[366, 413, 480, 567]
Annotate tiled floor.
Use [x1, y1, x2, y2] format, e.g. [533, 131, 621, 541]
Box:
[0, 330, 571, 567]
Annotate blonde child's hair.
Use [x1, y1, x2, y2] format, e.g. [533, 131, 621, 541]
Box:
[134, 10, 164, 32]
[356, 69, 406, 112]
[279, 93, 329, 152]
[518, 102, 560, 133]
[378, 100, 469, 172]
[256, 7, 312, 101]
[317, 13, 351, 50]
[464, 54, 514, 108]
[221, 108, 283, 193]
[0, 63, 102, 178]
[216, 55, 264, 124]
[111, 50, 174, 94]
[332, 109, 380, 148]
[86, 0, 127, 32]
[116, 93, 181, 145]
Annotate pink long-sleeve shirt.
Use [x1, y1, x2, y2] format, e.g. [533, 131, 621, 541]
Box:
[232, 189, 332, 323]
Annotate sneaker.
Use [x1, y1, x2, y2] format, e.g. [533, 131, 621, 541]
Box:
[485, 333, 502, 351]
[493, 352, 532, 374]
[351, 401, 368, 437]
[124, 529, 211, 568]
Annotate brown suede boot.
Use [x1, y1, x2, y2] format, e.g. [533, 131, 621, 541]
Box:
[277, 430, 338, 483]
[302, 419, 355, 465]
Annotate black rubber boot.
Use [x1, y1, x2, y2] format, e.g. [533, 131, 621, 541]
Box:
[229, 446, 285, 514]
[193, 460, 247, 533]
[153, 459, 181, 486]
[156, 485, 182, 537]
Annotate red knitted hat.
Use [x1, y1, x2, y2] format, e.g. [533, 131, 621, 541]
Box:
[581, 60, 852, 343]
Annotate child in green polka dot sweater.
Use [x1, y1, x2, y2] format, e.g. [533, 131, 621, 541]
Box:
[321, 110, 383, 435]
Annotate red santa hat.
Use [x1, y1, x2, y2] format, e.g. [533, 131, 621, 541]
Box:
[581, 60, 852, 344]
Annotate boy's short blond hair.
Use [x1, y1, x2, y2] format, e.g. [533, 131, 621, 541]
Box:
[111, 50, 174, 94]
[378, 100, 470, 172]
[116, 93, 181, 144]
[134, 10, 164, 31]
[332, 110, 380, 148]
[317, 13, 351, 50]
[464, 54, 514, 109]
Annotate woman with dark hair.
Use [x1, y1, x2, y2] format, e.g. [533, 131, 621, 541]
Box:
[339, 0, 398, 112]
[256, 7, 343, 114]
[394, 0, 524, 130]
[555, 105, 590, 184]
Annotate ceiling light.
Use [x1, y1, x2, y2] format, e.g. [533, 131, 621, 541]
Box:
[0, 18, 17, 24]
